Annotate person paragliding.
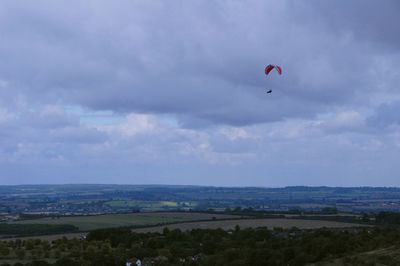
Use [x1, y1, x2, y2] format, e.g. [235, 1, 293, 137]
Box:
[265, 64, 282, 93]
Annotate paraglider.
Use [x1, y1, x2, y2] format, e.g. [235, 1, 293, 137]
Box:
[265, 64, 282, 93]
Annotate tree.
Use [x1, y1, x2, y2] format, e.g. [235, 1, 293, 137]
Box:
[55, 257, 80, 266]
[41, 240, 51, 251]
[0, 243, 10, 256]
[54, 249, 61, 259]
[26, 260, 50, 266]
[24, 239, 35, 250]
[162, 227, 170, 236]
[16, 248, 25, 260]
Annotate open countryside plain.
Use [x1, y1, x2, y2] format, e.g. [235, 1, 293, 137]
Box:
[9, 212, 241, 231]
[3, 214, 366, 242]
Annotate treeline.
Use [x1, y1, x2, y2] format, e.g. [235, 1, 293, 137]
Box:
[376, 211, 400, 225]
[222, 208, 400, 226]
[84, 227, 400, 265]
[222, 206, 339, 215]
[0, 224, 78, 237]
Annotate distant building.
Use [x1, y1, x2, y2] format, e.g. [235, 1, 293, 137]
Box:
[126, 258, 141, 266]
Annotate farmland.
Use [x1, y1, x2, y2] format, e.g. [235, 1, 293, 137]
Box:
[8, 212, 240, 231]
[2, 184, 400, 241]
[2, 210, 367, 242]
[2, 185, 400, 215]
[3, 216, 365, 242]
[103, 200, 198, 211]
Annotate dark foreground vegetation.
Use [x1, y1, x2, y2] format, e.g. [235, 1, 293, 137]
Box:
[2, 226, 400, 265]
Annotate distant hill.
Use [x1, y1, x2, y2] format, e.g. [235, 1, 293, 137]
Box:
[1, 184, 400, 214]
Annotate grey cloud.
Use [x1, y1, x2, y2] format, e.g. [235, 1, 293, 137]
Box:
[209, 135, 259, 154]
[367, 101, 400, 128]
[301, 0, 400, 49]
[319, 111, 366, 134]
[1, 1, 400, 186]
[49, 126, 108, 144]
[22, 106, 79, 129]
[0, 1, 398, 128]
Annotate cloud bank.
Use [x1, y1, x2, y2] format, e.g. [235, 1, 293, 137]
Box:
[0, 0, 399, 186]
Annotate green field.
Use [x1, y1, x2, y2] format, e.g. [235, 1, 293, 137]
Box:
[10, 214, 183, 231]
[103, 200, 197, 210]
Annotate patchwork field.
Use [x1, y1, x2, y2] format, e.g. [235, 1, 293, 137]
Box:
[9, 212, 241, 231]
[3, 216, 367, 242]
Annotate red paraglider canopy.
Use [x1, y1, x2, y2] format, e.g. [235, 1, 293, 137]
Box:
[265, 64, 282, 75]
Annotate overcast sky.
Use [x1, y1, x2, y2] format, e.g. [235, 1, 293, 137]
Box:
[0, 0, 399, 186]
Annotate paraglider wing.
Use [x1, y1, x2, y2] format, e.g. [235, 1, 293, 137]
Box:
[265, 65, 275, 75]
[265, 64, 282, 76]
[275, 65, 282, 75]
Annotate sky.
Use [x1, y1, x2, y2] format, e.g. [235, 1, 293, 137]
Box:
[0, 0, 399, 186]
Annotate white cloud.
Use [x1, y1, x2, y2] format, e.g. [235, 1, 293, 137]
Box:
[0, 108, 14, 124]
[321, 110, 365, 133]
[98, 113, 158, 137]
